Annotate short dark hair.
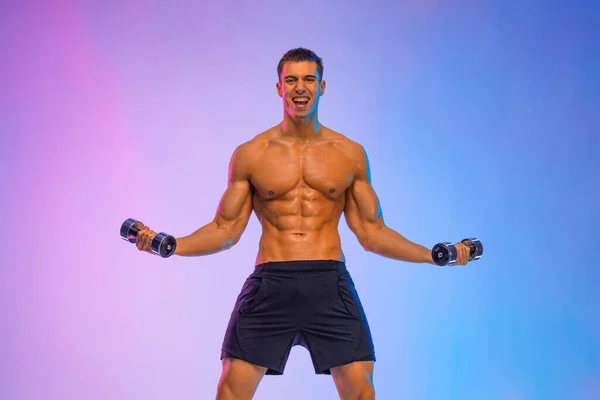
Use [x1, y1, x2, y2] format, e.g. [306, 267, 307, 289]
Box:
[277, 48, 323, 81]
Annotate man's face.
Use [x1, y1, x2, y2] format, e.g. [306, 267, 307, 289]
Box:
[276, 61, 325, 120]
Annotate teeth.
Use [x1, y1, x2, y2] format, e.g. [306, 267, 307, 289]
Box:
[293, 98, 309, 102]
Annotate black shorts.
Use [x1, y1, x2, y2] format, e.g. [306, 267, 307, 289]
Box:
[220, 259, 376, 375]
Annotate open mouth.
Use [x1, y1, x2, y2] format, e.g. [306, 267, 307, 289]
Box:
[292, 97, 310, 108]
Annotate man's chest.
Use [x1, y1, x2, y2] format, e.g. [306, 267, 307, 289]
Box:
[250, 144, 356, 198]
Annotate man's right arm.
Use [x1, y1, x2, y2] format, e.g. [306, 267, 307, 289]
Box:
[173, 144, 254, 257]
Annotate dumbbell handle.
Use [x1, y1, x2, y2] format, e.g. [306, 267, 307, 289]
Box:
[120, 218, 177, 258]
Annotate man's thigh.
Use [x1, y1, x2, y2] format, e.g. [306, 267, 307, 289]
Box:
[216, 358, 267, 400]
[330, 361, 375, 400]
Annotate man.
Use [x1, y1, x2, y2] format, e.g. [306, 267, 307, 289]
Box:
[134, 48, 473, 400]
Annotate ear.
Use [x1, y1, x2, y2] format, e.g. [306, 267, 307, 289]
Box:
[276, 81, 282, 98]
[319, 80, 326, 96]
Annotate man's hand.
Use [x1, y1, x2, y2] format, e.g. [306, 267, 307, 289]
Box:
[452, 241, 472, 266]
[134, 222, 158, 255]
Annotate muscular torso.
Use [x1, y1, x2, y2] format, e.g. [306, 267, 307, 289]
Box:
[247, 127, 358, 264]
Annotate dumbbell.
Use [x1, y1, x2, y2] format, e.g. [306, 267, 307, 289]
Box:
[120, 218, 177, 258]
[431, 238, 483, 266]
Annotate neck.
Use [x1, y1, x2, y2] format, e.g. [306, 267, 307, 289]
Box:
[280, 112, 320, 139]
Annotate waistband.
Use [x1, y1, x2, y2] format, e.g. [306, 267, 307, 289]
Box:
[254, 259, 347, 274]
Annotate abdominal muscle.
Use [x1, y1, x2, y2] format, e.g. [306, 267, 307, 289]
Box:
[253, 191, 346, 265]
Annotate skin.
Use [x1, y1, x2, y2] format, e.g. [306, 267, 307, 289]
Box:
[135, 60, 472, 399]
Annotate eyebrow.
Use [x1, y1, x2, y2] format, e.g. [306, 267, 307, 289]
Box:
[284, 74, 318, 80]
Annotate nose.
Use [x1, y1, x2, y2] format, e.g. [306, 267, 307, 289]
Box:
[295, 83, 306, 93]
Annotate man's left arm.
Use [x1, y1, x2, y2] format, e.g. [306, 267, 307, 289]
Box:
[344, 145, 470, 265]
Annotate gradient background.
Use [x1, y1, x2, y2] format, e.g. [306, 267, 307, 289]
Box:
[1, 1, 598, 399]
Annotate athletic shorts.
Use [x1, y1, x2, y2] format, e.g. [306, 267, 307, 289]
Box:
[220, 259, 376, 375]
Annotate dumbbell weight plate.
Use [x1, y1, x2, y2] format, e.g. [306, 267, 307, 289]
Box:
[152, 232, 177, 258]
[432, 242, 457, 266]
[120, 218, 141, 243]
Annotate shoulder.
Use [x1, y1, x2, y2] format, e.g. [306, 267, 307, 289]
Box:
[235, 126, 282, 155]
[322, 128, 371, 182]
[227, 127, 279, 177]
[323, 127, 368, 165]
[231, 127, 275, 158]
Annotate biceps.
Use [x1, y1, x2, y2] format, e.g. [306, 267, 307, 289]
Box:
[345, 180, 384, 232]
[215, 179, 252, 231]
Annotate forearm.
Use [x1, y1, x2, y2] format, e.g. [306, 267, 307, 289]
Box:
[362, 225, 434, 264]
[174, 221, 237, 257]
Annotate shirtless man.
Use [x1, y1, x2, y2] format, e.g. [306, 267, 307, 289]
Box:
[134, 48, 473, 400]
